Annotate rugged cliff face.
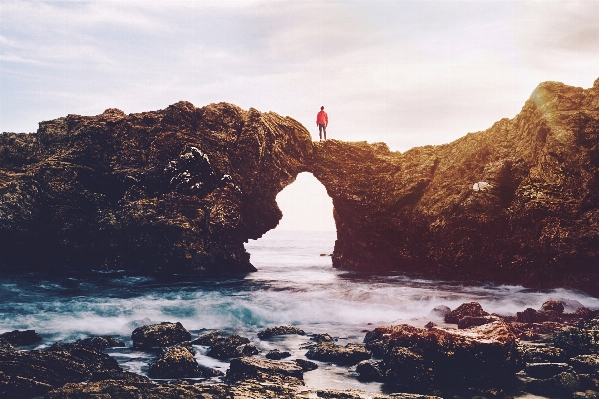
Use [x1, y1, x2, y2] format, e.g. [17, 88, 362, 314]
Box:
[1, 78, 598, 295]
[308, 78, 599, 295]
[0, 102, 312, 274]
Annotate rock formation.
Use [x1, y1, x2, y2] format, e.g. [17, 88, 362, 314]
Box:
[1, 78, 598, 294]
[308, 77, 599, 296]
[0, 102, 312, 274]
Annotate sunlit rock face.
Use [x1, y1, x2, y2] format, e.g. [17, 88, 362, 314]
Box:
[308, 78, 599, 296]
[0, 101, 313, 274]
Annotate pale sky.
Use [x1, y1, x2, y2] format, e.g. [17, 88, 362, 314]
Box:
[1, 0, 598, 231]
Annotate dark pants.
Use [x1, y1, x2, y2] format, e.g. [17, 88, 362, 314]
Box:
[318, 124, 327, 140]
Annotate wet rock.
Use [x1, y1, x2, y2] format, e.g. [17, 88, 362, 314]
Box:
[0, 343, 122, 398]
[517, 308, 543, 324]
[315, 390, 441, 399]
[385, 347, 432, 388]
[526, 371, 582, 397]
[89, 370, 151, 383]
[191, 330, 221, 346]
[266, 349, 291, 360]
[132, 322, 191, 349]
[305, 342, 371, 365]
[206, 334, 259, 360]
[310, 333, 337, 343]
[569, 354, 599, 374]
[457, 315, 498, 329]
[75, 335, 126, 349]
[148, 344, 203, 379]
[424, 321, 436, 329]
[227, 357, 303, 382]
[430, 305, 451, 318]
[0, 339, 14, 353]
[554, 323, 599, 356]
[45, 380, 229, 399]
[364, 320, 522, 389]
[257, 325, 306, 339]
[294, 358, 318, 371]
[519, 344, 567, 363]
[574, 391, 599, 399]
[542, 300, 565, 314]
[524, 362, 574, 379]
[0, 330, 42, 346]
[444, 302, 489, 324]
[355, 360, 385, 382]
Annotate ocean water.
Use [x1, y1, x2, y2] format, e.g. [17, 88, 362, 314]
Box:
[1, 229, 598, 393]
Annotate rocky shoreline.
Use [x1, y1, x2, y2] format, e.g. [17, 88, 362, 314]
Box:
[2, 300, 599, 399]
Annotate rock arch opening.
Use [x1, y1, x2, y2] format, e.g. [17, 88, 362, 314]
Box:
[275, 172, 336, 233]
[244, 172, 337, 269]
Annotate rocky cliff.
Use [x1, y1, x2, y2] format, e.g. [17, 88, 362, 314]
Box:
[1, 78, 598, 294]
[0, 102, 312, 274]
[309, 78, 599, 296]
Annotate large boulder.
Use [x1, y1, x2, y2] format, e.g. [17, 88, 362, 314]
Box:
[305, 342, 371, 365]
[444, 302, 489, 324]
[0, 330, 42, 346]
[0, 343, 122, 398]
[206, 334, 259, 360]
[148, 344, 202, 379]
[131, 322, 191, 349]
[364, 320, 523, 389]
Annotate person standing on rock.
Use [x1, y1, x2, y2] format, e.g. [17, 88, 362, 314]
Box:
[316, 106, 328, 141]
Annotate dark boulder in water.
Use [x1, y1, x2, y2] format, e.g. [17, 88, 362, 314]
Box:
[227, 356, 303, 383]
[265, 349, 291, 360]
[205, 334, 259, 360]
[132, 322, 191, 349]
[0, 330, 42, 346]
[305, 342, 371, 365]
[148, 344, 203, 379]
[444, 302, 489, 324]
[75, 335, 125, 349]
[257, 325, 306, 339]
[364, 320, 523, 389]
[0, 343, 122, 398]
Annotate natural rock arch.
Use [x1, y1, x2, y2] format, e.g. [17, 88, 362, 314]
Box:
[1, 77, 599, 295]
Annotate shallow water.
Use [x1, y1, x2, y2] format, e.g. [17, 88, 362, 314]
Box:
[1, 229, 598, 393]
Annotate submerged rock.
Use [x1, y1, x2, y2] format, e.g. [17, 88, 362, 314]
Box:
[132, 322, 191, 349]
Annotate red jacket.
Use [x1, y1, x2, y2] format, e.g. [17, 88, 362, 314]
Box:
[316, 110, 328, 126]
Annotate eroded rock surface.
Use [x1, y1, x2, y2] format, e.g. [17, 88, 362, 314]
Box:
[0, 102, 312, 274]
[308, 78, 599, 295]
